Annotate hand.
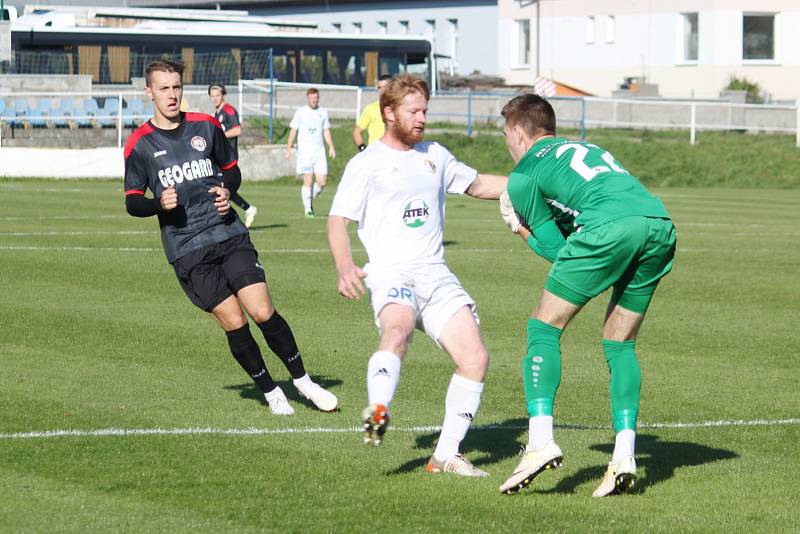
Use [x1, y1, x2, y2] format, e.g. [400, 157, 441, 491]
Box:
[208, 185, 230, 216]
[499, 190, 521, 233]
[328, 146, 337, 159]
[160, 186, 178, 211]
[337, 263, 367, 300]
[284, 147, 292, 160]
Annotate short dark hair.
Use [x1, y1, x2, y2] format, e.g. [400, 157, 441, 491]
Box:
[208, 83, 226, 95]
[501, 93, 557, 137]
[144, 60, 184, 87]
[306, 87, 319, 96]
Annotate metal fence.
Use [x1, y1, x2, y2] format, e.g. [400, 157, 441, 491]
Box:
[2, 82, 799, 148]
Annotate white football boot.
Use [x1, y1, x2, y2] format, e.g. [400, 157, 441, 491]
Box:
[499, 440, 563, 494]
[427, 453, 489, 477]
[593, 455, 637, 497]
[361, 404, 390, 446]
[264, 386, 294, 415]
[244, 206, 258, 228]
[295, 379, 338, 412]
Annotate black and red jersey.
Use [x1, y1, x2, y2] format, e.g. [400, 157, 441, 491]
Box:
[123, 112, 246, 263]
[214, 103, 240, 159]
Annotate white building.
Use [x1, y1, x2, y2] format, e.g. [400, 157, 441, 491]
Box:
[499, 0, 800, 100]
[115, 0, 498, 78]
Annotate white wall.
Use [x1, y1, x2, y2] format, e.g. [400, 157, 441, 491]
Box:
[251, 1, 498, 77]
[499, 0, 800, 100]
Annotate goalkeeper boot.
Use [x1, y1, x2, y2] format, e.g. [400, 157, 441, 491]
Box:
[499, 440, 563, 494]
[362, 403, 390, 447]
[592, 455, 637, 497]
[427, 453, 489, 477]
[264, 387, 294, 416]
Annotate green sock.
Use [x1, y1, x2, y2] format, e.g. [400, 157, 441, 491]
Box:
[603, 339, 641, 432]
[523, 319, 563, 417]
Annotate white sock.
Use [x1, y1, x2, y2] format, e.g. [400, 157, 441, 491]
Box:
[611, 429, 636, 463]
[433, 374, 484, 461]
[312, 182, 323, 198]
[366, 351, 402, 405]
[527, 415, 554, 451]
[301, 186, 312, 213]
[292, 373, 312, 394]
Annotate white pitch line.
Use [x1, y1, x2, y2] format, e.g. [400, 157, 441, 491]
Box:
[0, 215, 125, 221]
[1, 418, 798, 441]
[0, 231, 150, 236]
[0, 245, 775, 254]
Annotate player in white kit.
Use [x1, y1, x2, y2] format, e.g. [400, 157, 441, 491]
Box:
[327, 74, 507, 477]
[285, 87, 336, 217]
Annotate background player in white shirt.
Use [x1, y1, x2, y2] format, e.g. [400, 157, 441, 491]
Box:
[327, 74, 507, 477]
[285, 88, 336, 217]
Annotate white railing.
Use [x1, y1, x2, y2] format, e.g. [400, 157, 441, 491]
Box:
[2, 86, 799, 148]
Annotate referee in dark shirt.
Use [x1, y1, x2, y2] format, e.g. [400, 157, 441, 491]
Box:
[124, 60, 337, 415]
[208, 83, 258, 228]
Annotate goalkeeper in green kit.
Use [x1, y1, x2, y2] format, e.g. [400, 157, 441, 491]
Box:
[496, 94, 676, 497]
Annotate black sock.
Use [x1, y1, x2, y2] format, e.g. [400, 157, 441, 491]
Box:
[257, 312, 306, 380]
[225, 324, 276, 394]
[231, 192, 250, 211]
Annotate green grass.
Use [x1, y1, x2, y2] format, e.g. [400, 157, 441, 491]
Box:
[1, 181, 799, 532]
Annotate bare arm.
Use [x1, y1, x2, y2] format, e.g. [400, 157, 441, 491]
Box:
[225, 125, 242, 139]
[285, 128, 297, 158]
[327, 215, 366, 299]
[353, 125, 366, 148]
[324, 128, 337, 159]
[466, 174, 508, 200]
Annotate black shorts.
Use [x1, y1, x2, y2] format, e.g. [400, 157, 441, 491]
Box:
[172, 234, 267, 312]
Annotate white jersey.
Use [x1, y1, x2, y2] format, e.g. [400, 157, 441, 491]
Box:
[330, 140, 477, 268]
[290, 105, 330, 154]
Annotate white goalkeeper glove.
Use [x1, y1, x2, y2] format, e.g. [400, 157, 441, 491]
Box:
[499, 190, 521, 234]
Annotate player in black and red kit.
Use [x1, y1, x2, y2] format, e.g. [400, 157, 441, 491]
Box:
[124, 60, 337, 415]
[208, 83, 258, 228]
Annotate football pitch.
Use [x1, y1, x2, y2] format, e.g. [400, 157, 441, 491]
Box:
[1, 180, 798, 532]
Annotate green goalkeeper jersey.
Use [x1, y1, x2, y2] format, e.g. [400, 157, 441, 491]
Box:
[507, 137, 670, 234]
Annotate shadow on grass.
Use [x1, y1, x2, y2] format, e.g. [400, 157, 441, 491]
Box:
[533, 433, 738, 495]
[224, 375, 343, 411]
[385, 417, 529, 476]
[246, 223, 288, 231]
[385, 422, 738, 493]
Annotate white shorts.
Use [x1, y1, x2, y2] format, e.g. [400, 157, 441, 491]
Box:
[296, 148, 327, 175]
[363, 262, 478, 344]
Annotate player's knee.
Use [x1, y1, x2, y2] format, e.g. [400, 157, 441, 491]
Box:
[379, 324, 412, 354]
[454, 346, 489, 381]
[248, 303, 276, 324]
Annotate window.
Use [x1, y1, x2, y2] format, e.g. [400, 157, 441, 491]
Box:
[448, 18, 459, 74]
[352, 22, 362, 34]
[426, 19, 436, 34]
[516, 19, 531, 66]
[399, 20, 409, 34]
[682, 13, 698, 61]
[331, 22, 341, 33]
[743, 13, 775, 60]
[377, 21, 387, 35]
[585, 16, 595, 44]
[605, 15, 615, 43]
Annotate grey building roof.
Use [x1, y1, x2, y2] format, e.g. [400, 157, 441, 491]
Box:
[131, 0, 477, 8]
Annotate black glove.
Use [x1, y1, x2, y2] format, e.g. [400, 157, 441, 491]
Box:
[358, 143, 367, 152]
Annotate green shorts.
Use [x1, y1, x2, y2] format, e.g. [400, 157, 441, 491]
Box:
[546, 216, 676, 314]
